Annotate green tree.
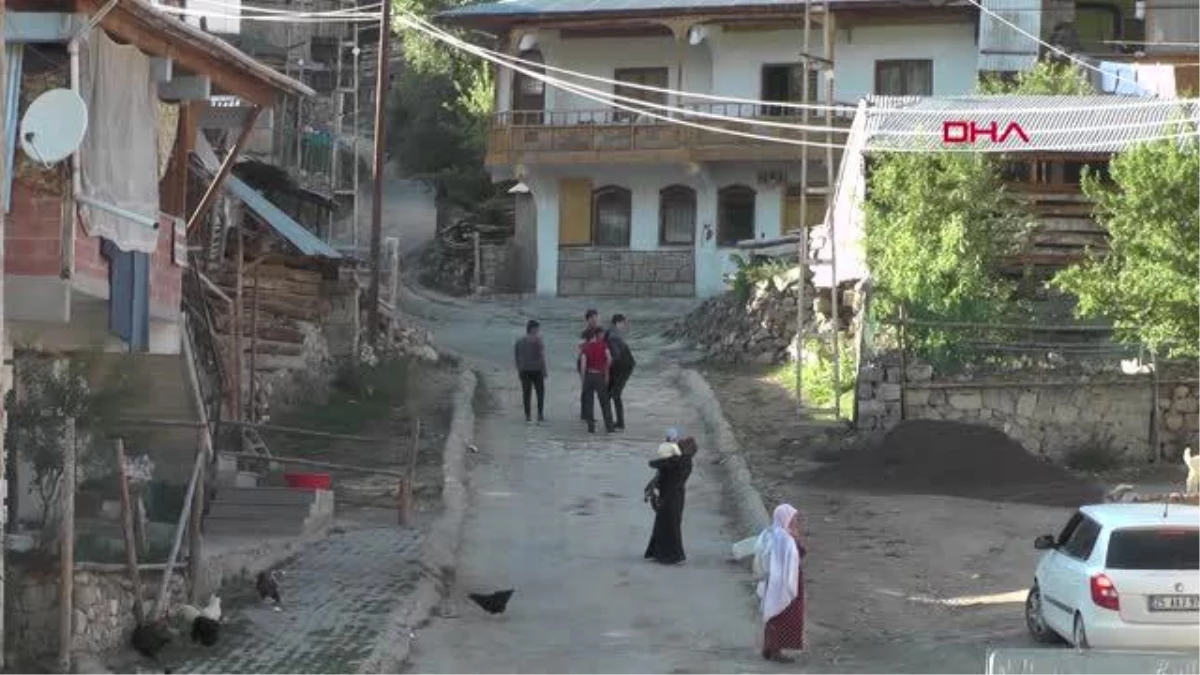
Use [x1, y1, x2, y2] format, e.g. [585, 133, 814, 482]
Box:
[1052, 132, 1200, 358]
[387, 0, 497, 210]
[978, 60, 1095, 95]
[863, 151, 1027, 361]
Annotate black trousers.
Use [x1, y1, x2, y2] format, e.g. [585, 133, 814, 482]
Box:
[519, 370, 545, 419]
[608, 367, 632, 428]
[581, 371, 614, 430]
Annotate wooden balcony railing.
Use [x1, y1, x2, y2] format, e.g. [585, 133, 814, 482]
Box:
[487, 102, 857, 163]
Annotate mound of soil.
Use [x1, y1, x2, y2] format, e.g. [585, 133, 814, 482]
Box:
[808, 420, 1105, 507]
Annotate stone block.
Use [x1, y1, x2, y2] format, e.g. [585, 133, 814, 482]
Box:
[558, 278, 585, 296]
[884, 367, 902, 384]
[858, 399, 885, 416]
[906, 363, 934, 382]
[1016, 391, 1038, 418]
[948, 391, 983, 410]
[904, 388, 930, 406]
[1172, 397, 1198, 414]
[670, 283, 694, 296]
[1174, 385, 1191, 400]
[857, 382, 874, 399]
[1187, 413, 1200, 431]
[879, 383, 902, 402]
[860, 364, 883, 383]
[1054, 403, 1080, 424]
[1165, 412, 1185, 431]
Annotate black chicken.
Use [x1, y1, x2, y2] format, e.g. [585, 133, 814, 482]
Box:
[131, 621, 174, 673]
[257, 570, 282, 604]
[468, 589, 515, 615]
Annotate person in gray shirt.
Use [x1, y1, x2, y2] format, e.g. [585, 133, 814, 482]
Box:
[514, 319, 547, 423]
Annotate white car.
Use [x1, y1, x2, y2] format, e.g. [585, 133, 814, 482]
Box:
[1025, 502, 1199, 651]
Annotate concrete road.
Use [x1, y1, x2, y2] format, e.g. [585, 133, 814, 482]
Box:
[400, 289, 779, 673]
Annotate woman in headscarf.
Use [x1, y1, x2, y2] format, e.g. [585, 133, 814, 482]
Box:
[755, 503, 807, 663]
[643, 429, 695, 565]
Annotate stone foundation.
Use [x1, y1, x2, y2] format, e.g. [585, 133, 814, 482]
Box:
[557, 248, 695, 297]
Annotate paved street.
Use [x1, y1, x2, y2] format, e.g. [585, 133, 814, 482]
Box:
[399, 288, 778, 673]
[173, 524, 423, 674]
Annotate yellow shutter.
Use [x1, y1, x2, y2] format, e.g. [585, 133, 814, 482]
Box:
[559, 178, 593, 245]
[782, 193, 827, 231]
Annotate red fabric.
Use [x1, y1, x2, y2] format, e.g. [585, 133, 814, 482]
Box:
[581, 340, 609, 371]
[764, 565, 805, 651]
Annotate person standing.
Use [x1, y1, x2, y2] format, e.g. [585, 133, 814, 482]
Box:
[514, 319, 546, 424]
[579, 327, 615, 434]
[605, 314, 636, 431]
[754, 503, 807, 663]
[578, 309, 600, 421]
[643, 429, 697, 565]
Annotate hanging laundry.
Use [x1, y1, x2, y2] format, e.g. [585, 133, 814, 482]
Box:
[1134, 64, 1176, 98]
[1099, 61, 1144, 95]
[1098, 62, 1121, 93]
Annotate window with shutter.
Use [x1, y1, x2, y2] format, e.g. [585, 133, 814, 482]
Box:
[592, 185, 632, 247]
[659, 185, 696, 246]
[717, 185, 756, 247]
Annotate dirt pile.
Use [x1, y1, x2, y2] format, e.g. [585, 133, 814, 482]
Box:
[808, 420, 1105, 507]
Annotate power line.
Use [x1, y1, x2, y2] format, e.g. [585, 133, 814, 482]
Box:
[400, 13, 1200, 152]
[184, 0, 382, 15]
[153, 5, 381, 22]
[400, 7, 1200, 133]
[400, 9, 1190, 115]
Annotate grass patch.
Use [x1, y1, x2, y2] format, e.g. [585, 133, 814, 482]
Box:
[766, 336, 856, 419]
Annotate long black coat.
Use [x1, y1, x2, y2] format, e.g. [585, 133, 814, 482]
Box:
[644, 454, 692, 564]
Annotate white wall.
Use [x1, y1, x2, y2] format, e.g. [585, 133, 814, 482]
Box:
[833, 23, 981, 100]
[525, 164, 796, 297]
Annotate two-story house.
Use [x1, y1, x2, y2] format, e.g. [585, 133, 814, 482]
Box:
[442, 0, 1034, 298]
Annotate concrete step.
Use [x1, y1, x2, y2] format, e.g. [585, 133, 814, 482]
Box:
[205, 502, 309, 522]
[211, 487, 316, 507]
[203, 517, 308, 537]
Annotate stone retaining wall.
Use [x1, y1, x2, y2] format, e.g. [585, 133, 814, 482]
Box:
[5, 563, 187, 661]
[557, 248, 695, 297]
[857, 359, 1199, 463]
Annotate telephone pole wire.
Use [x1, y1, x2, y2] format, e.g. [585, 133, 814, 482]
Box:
[366, 0, 392, 346]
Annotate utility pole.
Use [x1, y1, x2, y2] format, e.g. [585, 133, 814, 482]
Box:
[366, 0, 392, 346]
[0, 4, 8, 667]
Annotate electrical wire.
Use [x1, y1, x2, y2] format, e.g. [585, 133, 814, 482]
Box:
[401, 9, 1200, 139]
[153, 5, 382, 22]
[399, 13, 1200, 152]
[402, 10, 1197, 116]
[185, 0, 383, 16]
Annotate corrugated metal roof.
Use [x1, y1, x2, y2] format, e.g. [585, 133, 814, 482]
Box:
[863, 95, 1200, 153]
[441, 0, 926, 18]
[193, 138, 342, 259]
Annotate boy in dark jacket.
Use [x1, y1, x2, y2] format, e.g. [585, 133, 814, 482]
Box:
[514, 320, 547, 423]
[605, 314, 636, 430]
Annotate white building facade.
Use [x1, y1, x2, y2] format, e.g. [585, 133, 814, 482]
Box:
[445, 0, 1033, 297]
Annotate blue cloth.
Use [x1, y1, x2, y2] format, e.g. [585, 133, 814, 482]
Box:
[100, 238, 150, 351]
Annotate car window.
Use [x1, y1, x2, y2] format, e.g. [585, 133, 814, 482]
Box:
[1106, 528, 1199, 570]
[1060, 517, 1101, 560]
[1056, 512, 1083, 547]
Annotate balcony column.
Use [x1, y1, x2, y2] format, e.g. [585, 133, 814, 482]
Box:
[661, 20, 692, 112]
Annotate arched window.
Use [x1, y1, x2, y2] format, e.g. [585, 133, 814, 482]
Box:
[659, 185, 696, 245]
[511, 50, 545, 125]
[717, 185, 756, 247]
[592, 186, 632, 247]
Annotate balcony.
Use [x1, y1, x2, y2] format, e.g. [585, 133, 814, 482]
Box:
[486, 103, 857, 167]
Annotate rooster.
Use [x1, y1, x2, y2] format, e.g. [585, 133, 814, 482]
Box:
[131, 620, 174, 672]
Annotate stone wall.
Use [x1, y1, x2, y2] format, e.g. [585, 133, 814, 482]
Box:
[857, 358, 1200, 463]
[322, 272, 360, 360]
[6, 563, 187, 661]
[558, 248, 695, 297]
[478, 242, 522, 293]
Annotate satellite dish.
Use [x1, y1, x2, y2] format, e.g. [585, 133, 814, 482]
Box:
[20, 88, 89, 165]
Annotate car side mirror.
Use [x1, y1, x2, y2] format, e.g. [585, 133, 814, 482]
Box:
[1034, 534, 1056, 550]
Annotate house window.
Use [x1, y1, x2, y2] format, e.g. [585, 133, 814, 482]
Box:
[512, 49, 546, 125]
[717, 185, 756, 247]
[1064, 160, 1112, 185]
[659, 185, 696, 245]
[760, 64, 821, 116]
[613, 67, 669, 123]
[874, 59, 933, 96]
[592, 185, 632, 246]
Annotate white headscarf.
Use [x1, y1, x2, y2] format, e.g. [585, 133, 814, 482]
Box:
[657, 442, 681, 459]
[755, 503, 801, 621]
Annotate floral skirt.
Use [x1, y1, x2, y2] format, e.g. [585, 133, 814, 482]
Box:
[763, 582, 805, 651]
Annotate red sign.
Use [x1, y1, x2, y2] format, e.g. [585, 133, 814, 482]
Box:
[942, 121, 1031, 145]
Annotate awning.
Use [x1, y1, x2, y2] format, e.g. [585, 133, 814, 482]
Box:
[194, 137, 341, 259]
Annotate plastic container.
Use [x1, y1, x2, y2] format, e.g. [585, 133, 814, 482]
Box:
[284, 472, 331, 491]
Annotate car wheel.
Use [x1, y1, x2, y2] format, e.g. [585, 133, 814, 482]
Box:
[1025, 585, 1059, 644]
[1072, 614, 1090, 650]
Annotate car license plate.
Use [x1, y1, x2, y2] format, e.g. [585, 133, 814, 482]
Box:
[1149, 594, 1200, 611]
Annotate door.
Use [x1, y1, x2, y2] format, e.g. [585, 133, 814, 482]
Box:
[782, 188, 826, 233]
[1042, 514, 1102, 634]
[558, 178, 593, 246]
